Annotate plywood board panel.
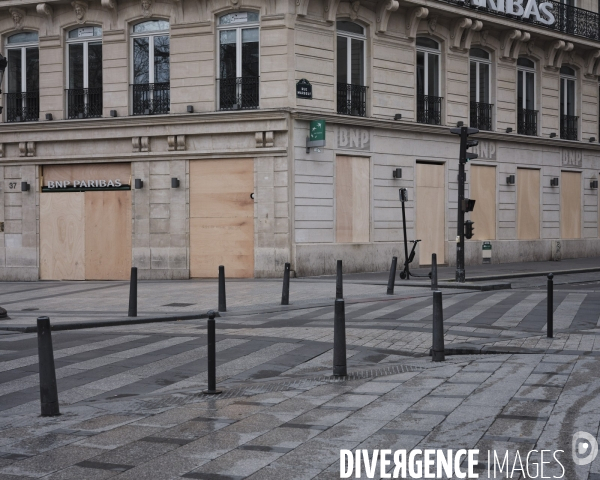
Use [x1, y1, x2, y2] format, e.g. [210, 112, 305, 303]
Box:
[43, 163, 131, 187]
[517, 168, 540, 240]
[470, 165, 496, 240]
[336, 156, 370, 243]
[416, 163, 445, 265]
[561, 171, 581, 239]
[85, 190, 132, 280]
[40, 192, 85, 280]
[190, 159, 254, 278]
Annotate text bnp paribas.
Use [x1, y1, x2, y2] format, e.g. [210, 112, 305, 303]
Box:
[466, 0, 556, 25]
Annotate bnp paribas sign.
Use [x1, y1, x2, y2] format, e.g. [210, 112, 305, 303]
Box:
[467, 0, 556, 25]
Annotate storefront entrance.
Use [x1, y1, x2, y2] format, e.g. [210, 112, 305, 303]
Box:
[39, 163, 132, 280]
[416, 162, 445, 265]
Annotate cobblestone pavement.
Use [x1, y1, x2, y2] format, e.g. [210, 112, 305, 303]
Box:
[1, 269, 600, 478]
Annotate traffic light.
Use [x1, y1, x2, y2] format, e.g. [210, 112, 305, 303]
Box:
[450, 126, 479, 163]
[461, 198, 476, 212]
[465, 220, 475, 239]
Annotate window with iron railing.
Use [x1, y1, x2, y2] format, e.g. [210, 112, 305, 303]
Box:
[67, 26, 102, 119]
[517, 57, 537, 135]
[5, 31, 39, 122]
[131, 20, 170, 115]
[470, 47, 493, 131]
[336, 21, 366, 117]
[217, 12, 260, 111]
[417, 37, 441, 125]
[560, 65, 577, 140]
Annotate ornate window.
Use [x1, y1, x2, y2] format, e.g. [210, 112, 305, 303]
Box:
[336, 21, 366, 117]
[67, 26, 102, 119]
[469, 47, 492, 131]
[5, 31, 39, 122]
[131, 20, 170, 115]
[416, 37, 441, 125]
[560, 66, 577, 140]
[517, 57, 537, 136]
[217, 12, 260, 111]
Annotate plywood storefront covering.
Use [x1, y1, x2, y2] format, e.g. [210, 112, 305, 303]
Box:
[470, 165, 496, 240]
[85, 191, 132, 280]
[190, 159, 254, 278]
[561, 171, 582, 239]
[517, 168, 540, 240]
[40, 192, 86, 280]
[335, 156, 370, 243]
[416, 162, 445, 265]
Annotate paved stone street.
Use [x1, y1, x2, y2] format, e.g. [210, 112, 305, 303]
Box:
[2, 261, 600, 479]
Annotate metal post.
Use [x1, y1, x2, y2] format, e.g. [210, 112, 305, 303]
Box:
[203, 311, 222, 394]
[401, 199, 410, 280]
[336, 260, 343, 300]
[218, 265, 226, 312]
[547, 273, 554, 338]
[37, 317, 60, 416]
[432, 291, 445, 362]
[431, 253, 438, 291]
[281, 262, 290, 305]
[128, 267, 137, 317]
[456, 156, 466, 283]
[333, 299, 347, 376]
[387, 256, 398, 295]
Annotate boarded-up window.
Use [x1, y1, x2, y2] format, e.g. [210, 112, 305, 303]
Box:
[470, 165, 496, 240]
[416, 162, 445, 265]
[517, 168, 540, 240]
[335, 156, 370, 243]
[561, 171, 581, 239]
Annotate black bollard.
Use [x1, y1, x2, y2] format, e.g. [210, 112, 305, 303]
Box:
[333, 299, 347, 376]
[547, 273, 554, 338]
[432, 291, 445, 362]
[336, 260, 343, 300]
[218, 265, 226, 312]
[37, 317, 60, 416]
[203, 311, 222, 395]
[387, 257, 398, 295]
[281, 262, 290, 306]
[431, 253, 438, 291]
[128, 267, 137, 317]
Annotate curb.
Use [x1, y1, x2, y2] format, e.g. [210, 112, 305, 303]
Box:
[0, 312, 220, 333]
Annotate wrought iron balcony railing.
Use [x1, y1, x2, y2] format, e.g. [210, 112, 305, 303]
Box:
[337, 83, 367, 117]
[131, 82, 170, 115]
[217, 77, 259, 111]
[5, 91, 39, 122]
[518, 108, 538, 136]
[67, 88, 102, 119]
[437, 0, 600, 41]
[417, 94, 442, 125]
[470, 102, 493, 131]
[560, 114, 578, 140]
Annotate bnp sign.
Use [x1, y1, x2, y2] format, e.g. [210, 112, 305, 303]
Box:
[306, 119, 326, 153]
[467, 0, 556, 25]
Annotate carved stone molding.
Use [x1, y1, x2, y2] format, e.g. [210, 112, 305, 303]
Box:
[132, 137, 141, 152]
[545, 39, 564, 68]
[450, 17, 471, 50]
[501, 29, 521, 59]
[0, 144, 4, 158]
[376, 0, 399, 33]
[255, 132, 264, 148]
[349, 0, 360, 21]
[324, 0, 342, 23]
[295, 0, 310, 16]
[141, 0, 152, 17]
[585, 50, 600, 76]
[264, 131, 274, 148]
[19, 142, 35, 157]
[101, 0, 116, 9]
[36, 3, 53, 19]
[427, 16, 437, 34]
[167, 135, 176, 151]
[176, 135, 186, 151]
[406, 7, 428, 40]
[9, 8, 26, 31]
[72, 0, 88, 24]
[462, 20, 482, 50]
[140, 136, 149, 152]
[554, 42, 573, 69]
[510, 31, 530, 60]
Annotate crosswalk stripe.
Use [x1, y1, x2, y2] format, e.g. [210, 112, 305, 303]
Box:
[543, 293, 587, 331]
[268, 307, 325, 320]
[445, 291, 514, 324]
[399, 292, 480, 321]
[353, 297, 429, 320]
[312, 303, 372, 320]
[0, 335, 148, 374]
[153, 342, 299, 394]
[0, 336, 198, 397]
[492, 293, 546, 328]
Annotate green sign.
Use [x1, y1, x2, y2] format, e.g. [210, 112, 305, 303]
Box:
[310, 120, 325, 142]
[482, 241, 492, 250]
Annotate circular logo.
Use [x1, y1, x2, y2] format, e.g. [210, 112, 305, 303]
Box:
[573, 432, 599, 466]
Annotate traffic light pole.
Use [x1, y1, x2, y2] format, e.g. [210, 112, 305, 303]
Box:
[456, 156, 466, 283]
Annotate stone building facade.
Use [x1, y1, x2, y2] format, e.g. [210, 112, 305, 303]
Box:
[0, 0, 599, 280]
